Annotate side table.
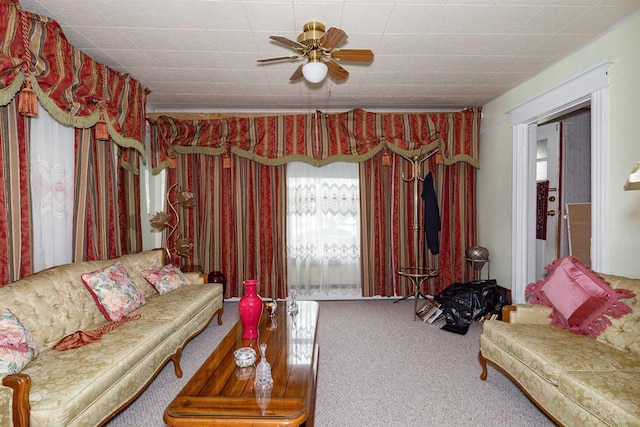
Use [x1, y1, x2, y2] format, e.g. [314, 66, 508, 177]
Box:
[395, 266, 438, 320]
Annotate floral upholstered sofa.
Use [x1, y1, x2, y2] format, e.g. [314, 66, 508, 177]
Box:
[478, 257, 640, 426]
[0, 249, 224, 427]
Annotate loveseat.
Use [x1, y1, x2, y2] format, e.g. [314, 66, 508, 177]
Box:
[478, 267, 640, 426]
[0, 249, 224, 427]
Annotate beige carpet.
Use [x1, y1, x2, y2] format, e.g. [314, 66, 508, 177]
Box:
[106, 299, 553, 427]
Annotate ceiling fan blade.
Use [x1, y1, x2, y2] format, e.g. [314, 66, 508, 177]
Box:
[319, 27, 348, 50]
[290, 63, 304, 81]
[325, 60, 349, 82]
[331, 49, 374, 63]
[269, 35, 307, 50]
[257, 55, 301, 63]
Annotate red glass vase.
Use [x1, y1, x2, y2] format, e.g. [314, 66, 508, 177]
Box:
[238, 279, 263, 339]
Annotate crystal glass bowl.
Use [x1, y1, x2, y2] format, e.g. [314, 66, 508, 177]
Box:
[233, 347, 257, 368]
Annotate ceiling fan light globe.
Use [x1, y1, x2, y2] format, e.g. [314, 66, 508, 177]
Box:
[302, 61, 328, 83]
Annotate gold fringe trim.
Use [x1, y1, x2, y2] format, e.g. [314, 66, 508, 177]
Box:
[26, 74, 145, 157]
[152, 139, 479, 172]
[152, 160, 170, 175]
[30, 74, 100, 128]
[120, 159, 139, 175]
[106, 115, 145, 158]
[442, 154, 480, 168]
[0, 73, 25, 106]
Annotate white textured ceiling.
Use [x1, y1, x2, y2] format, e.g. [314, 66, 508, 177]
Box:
[18, 0, 640, 112]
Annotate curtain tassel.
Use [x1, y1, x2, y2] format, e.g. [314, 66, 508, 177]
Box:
[223, 152, 231, 169]
[18, 77, 38, 117]
[382, 149, 390, 166]
[95, 110, 109, 140]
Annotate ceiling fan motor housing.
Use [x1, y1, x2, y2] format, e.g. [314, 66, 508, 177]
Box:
[297, 21, 325, 47]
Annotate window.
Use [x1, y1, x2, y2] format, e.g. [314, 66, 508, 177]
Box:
[286, 162, 361, 297]
[537, 138, 548, 180]
[30, 106, 74, 272]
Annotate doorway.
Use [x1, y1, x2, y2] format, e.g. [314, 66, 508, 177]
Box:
[534, 108, 592, 281]
[508, 61, 610, 303]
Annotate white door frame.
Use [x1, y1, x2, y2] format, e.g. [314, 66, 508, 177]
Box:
[507, 61, 612, 303]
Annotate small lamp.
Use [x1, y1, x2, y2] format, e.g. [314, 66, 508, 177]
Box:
[465, 245, 490, 281]
[302, 60, 328, 83]
[624, 162, 640, 190]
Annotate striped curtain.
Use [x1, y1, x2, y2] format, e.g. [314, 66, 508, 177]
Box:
[149, 109, 481, 298]
[168, 152, 287, 299]
[229, 157, 287, 299]
[359, 154, 395, 296]
[73, 129, 142, 262]
[0, 2, 148, 156]
[360, 152, 476, 297]
[0, 0, 148, 283]
[0, 100, 32, 284]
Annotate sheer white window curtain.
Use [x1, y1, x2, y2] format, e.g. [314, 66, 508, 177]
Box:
[29, 105, 75, 272]
[141, 131, 166, 250]
[286, 162, 361, 297]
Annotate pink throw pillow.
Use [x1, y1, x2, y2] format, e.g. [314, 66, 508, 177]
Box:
[525, 257, 635, 338]
[81, 262, 146, 322]
[141, 264, 192, 295]
[0, 308, 39, 374]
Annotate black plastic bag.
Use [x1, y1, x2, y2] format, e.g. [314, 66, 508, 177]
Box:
[434, 280, 510, 335]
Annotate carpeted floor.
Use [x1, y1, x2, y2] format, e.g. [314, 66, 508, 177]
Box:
[106, 299, 553, 427]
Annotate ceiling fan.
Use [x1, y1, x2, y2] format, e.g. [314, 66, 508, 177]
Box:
[257, 21, 374, 84]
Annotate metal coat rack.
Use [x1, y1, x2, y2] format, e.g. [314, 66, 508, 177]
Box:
[399, 147, 440, 270]
[394, 146, 440, 315]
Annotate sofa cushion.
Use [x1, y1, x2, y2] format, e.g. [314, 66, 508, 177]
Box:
[141, 264, 192, 295]
[0, 309, 39, 374]
[482, 320, 640, 385]
[23, 313, 176, 426]
[81, 262, 146, 322]
[558, 370, 640, 426]
[480, 334, 608, 426]
[526, 257, 635, 338]
[136, 284, 222, 324]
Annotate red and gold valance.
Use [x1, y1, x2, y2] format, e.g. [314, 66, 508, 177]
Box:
[149, 107, 481, 173]
[0, 0, 149, 169]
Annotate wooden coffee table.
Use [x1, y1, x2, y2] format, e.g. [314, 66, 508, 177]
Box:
[164, 300, 319, 426]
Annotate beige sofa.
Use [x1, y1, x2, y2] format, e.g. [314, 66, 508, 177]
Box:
[0, 249, 224, 427]
[478, 273, 640, 426]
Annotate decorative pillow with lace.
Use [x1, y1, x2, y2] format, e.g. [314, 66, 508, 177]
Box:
[141, 264, 192, 295]
[0, 308, 39, 374]
[526, 256, 635, 338]
[81, 262, 146, 322]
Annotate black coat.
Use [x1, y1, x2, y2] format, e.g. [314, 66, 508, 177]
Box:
[421, 172, 441, 255]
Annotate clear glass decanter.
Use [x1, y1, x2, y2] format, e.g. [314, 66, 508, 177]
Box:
[287, 290, 298, 316]
[254, 343, 273, 390]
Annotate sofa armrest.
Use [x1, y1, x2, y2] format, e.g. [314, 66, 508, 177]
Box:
[2, 373, 31, 427]
[502, 304, 552, 324]
[183, 271, 208, 284]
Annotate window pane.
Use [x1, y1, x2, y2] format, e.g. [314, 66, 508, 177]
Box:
[537, 139, 548, 160]
[286, 162, 361, 297]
